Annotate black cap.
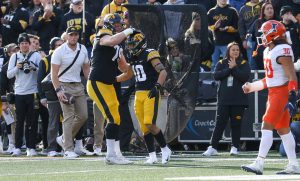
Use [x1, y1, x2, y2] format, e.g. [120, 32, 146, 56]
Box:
[66, 26, 79, 35]
[49, 37, 62, 50]
[280, 6, 293, 16]
[17, 33, 30, 44]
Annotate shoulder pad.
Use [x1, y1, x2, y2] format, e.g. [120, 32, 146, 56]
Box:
[98, 28, 113, 37]
[147, 50, 160, 61]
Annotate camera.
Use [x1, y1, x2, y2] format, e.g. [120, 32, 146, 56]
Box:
[20, 60, 31, 74]
[62, 92, 75, 105]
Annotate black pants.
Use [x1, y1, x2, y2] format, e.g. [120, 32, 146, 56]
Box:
[37, 103, 49, 149]
[211, 105, 246, 149]
[119, 101, 134, 151]
[15, 94, 38, 149]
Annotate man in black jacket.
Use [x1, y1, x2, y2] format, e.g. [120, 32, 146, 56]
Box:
[37, 37, 64, 157]
[59, 0, 95, 51]
[0, 0, 29, 45]
[31, 0, 62, 53]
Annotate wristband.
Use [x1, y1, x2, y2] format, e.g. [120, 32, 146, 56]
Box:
[123, 28, 133, 36]
[288, 80, 298, 92]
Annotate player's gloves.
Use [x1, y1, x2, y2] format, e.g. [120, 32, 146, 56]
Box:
[285, 90, 298, 117]
[148, 83, 161, 99]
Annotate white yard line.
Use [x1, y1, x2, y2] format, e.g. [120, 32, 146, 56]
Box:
[0, 167, 176, 177]
[164, 175, 300, 181]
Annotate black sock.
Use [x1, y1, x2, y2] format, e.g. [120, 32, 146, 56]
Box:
[153, 130, 166, 148]
[144, 133, 155, 153]
[105, 123, 119, 140]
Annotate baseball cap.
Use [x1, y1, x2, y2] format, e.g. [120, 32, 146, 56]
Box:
[280, 6, 293, 16]
[71, 0, 82, 5]
[66, 26, 79, 35]
[17, 33, 31, 44]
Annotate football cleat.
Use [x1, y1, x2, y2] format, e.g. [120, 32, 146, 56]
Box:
[241, 160, 264, 175]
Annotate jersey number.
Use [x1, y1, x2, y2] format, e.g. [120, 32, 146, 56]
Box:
[112, 45, 122, 62]
[264, 58, 273, 78]
[133, 65, 146, 82]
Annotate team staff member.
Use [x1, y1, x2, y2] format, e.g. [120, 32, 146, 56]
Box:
[7, 33, 41, 157]
[51, 26, 90, 159]
[116, 30, 172, 164]
[241, 20, 300, 175]
[203, 42, 250, 156]
[86, 13, 134, 165]
[0, 0, 29, 45]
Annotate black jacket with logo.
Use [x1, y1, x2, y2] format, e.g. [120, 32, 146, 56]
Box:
[59, 10, 95, 48]
[213, 58, 250, 106]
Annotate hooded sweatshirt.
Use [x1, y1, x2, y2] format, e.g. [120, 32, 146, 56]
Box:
[238, 1, 262, 40]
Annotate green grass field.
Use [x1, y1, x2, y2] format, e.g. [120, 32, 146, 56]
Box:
[0, 151, 299, 181]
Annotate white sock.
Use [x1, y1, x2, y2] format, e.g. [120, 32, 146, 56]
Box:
[106, 139, 116, 157]
[75, 139, 83, 148]
[257, 130, 273, 160]
[149, 151, 157, 159]
[8, 134, 13, 145]
[281, 131, 298, 166]
[115, 140, 122, 157]
[161, 146, 169, 152]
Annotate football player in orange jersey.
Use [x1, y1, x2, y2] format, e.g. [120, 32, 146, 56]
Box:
[241, 20, 300, 175]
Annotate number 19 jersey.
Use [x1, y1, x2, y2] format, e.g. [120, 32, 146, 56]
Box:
[263, 44, 294, 88]
[128, 49, 160, 90]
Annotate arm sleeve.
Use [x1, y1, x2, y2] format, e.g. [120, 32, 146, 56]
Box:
[213, 61, 231, 80]
[7, 54, 19, 79]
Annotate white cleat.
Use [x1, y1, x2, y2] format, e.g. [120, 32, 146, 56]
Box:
[5, 144, 15, 154]
[144, 157, 158, 164]
[161, 147, 172, 164]
[74, 146, 94, 156]
[47, 151, 59, 157]
[26, 149, 37, 157]
[11, 148, 21, 157]
[277, 164, 300, 174]
[105, 155, 132, 165]
[230, 146, 239, 155]
[93, 148, 102, 156]
[202, 146, 218, 156]
[241, 160, 264, 175]
[63, 151, 79, 159]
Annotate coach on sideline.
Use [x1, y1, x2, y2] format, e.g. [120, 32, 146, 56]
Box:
[51, 26, 90, 159]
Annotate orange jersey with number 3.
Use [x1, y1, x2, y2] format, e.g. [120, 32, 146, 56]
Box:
[262, 44, 294, 129]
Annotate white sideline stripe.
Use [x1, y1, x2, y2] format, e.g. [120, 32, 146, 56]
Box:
[164, 175, 300, 181]
[0, 167, 174, 177]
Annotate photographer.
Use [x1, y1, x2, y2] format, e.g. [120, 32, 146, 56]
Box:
[7, 33, 41, 156]
[51, 26, 90, 159]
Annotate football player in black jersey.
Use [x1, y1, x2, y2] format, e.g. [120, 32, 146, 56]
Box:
[116, 30, 172, 164]
[86, 13, 134, 165]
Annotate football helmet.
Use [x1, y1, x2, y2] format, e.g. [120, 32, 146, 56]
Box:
[257, 20, 286, 46]
[126, 30, 147, 56]
[103, 13, 124, 33]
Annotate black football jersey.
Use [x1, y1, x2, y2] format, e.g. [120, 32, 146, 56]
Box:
[128, 49, 160, 90]
[88, 28, 122, 84]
